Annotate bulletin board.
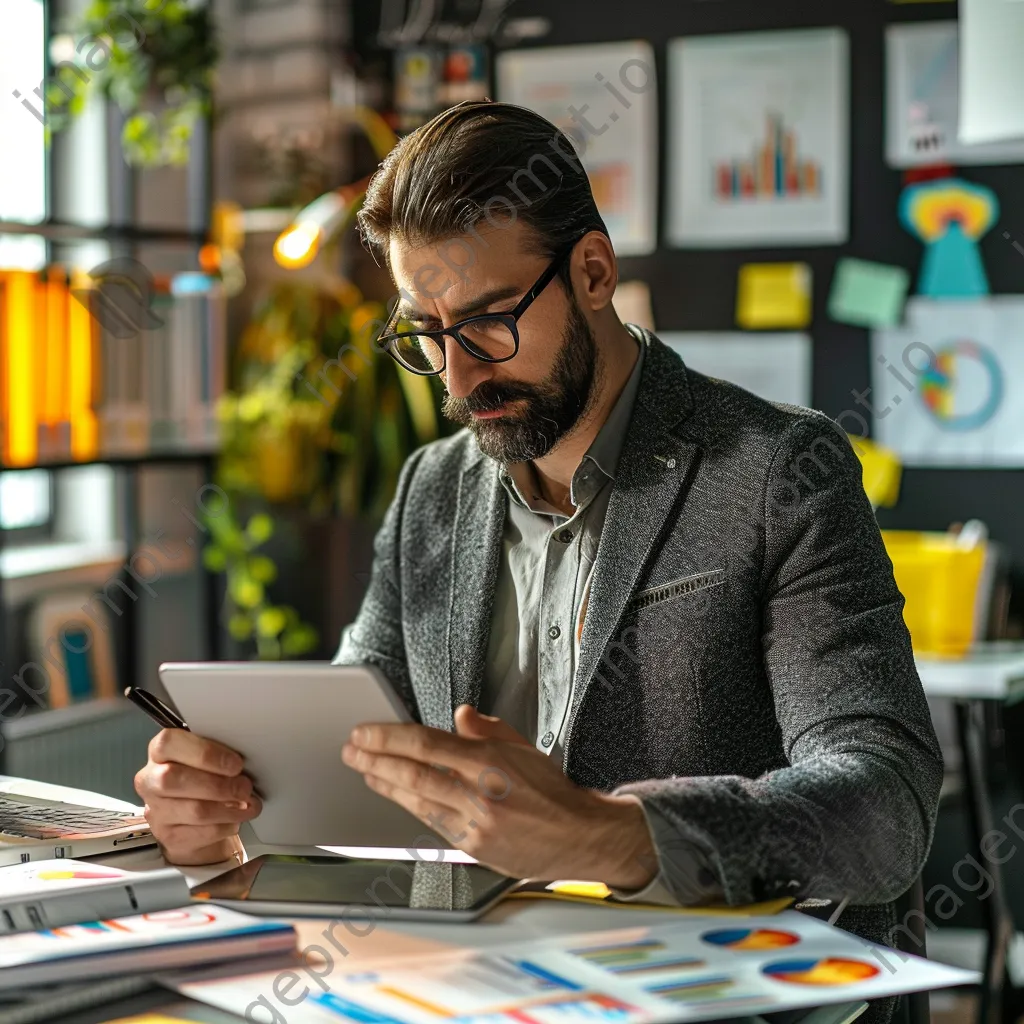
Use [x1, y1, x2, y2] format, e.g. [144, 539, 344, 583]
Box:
[352, 0, 1024, 613]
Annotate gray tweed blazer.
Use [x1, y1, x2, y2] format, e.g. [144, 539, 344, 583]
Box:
[335, 328, 943, 1014]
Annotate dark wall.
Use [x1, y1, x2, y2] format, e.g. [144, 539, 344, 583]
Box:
[354, 0, 1024, 621]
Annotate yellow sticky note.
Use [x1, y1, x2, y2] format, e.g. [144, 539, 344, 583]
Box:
[547, 880, 613, 898]
[736, 263, 812, 329]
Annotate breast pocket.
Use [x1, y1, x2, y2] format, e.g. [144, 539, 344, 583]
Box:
[627, 568, 726, 612]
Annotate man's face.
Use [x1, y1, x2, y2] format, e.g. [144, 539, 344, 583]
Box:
[388, 221, 603, 464]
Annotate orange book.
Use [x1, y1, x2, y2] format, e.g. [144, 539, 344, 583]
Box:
[37, 265, 72, 462]
[1, 270, 39, 468]
[67, 268, 99, 461]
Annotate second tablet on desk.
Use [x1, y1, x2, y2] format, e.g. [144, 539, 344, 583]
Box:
[158, 662, 450, 852]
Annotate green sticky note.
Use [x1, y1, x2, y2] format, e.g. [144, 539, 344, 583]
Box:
[828, 258, 910, 329]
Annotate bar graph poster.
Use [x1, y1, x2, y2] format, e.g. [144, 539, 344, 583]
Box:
[667, 29, 849, 247]
[885, 23, 1024, 168]
[496, 42, 657, 257]
[871, 298, 1024, 466]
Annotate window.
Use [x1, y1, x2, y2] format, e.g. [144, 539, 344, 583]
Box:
[0, 0, 47, 269]
[0, 470, 53, 537]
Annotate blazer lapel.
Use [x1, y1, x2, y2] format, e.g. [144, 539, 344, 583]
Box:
[564, 332, 702, 760]
[447, 456, 506, 720]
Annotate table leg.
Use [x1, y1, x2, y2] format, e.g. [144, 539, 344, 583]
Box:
[954, 700, 1015, 1024]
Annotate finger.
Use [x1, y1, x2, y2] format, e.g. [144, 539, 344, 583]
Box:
[156, 822, 240, 854]
[454, 705, 530, 745]
[144, 794, 263, 828]
[149, 729, 245, 777]
[343, 749, 473, 814]
[363, 775, 475, 844]
[349, 721, 490, 775]
[138, 761, 254, 803]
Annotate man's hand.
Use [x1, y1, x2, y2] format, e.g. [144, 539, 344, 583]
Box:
[341, 705, 656, 887]
[135, 729, 263, 866]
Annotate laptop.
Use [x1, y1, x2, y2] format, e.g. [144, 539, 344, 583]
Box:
[0, 791, 154, 867]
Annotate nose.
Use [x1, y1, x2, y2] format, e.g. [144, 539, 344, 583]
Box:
[441, 334, 492, 399]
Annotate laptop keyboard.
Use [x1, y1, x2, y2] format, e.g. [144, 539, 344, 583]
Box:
[0, 798, 146, 840]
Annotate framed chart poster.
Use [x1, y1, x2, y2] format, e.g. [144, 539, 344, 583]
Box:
[496, 41, 658, 257]
[667, 28, 849, 248]
[886, 22, 1024, 167]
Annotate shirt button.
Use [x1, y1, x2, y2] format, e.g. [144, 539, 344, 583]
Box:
[558, 528, 573, 543]
[540, 731, 554, 748]
[548, 625, 561, 640]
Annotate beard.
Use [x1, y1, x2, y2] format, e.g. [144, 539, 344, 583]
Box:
[442, 295, 603, 464]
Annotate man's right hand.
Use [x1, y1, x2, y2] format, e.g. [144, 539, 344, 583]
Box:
[134, 729, 263, 866]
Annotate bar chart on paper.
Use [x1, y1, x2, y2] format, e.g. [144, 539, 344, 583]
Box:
[714, 114, 822, 201]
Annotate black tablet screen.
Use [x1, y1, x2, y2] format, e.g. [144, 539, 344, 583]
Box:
[191, 855, 518, 913]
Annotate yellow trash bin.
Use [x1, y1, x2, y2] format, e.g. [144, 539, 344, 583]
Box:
[881, 530, 987, 657]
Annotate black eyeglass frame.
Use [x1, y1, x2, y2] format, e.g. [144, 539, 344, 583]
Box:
[375, 230, 591, 377]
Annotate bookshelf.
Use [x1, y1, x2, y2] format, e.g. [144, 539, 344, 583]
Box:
[0, 210, 224, 732]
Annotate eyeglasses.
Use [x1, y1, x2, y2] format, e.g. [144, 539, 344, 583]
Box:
[375, 234, 584, 377]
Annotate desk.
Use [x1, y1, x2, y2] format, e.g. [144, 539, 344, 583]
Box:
[916, 645, 1024, 1024]
[0, 776, 870, 1024]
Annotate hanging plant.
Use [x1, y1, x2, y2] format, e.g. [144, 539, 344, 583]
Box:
[46, 0, 217, 167]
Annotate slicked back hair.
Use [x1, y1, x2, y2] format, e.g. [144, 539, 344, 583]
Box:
[356, 100, 609, 289]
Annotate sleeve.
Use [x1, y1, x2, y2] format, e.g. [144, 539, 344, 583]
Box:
[332, 447, 428, 722]
[606, 798, 725, 907]
[614, 415, 944, 907]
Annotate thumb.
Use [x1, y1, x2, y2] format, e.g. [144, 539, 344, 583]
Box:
[454, 704, 531, 745]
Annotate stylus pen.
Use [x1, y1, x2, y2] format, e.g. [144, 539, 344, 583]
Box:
[124, 685, 190, 731]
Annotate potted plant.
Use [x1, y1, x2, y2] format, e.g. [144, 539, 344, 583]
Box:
[47, 0, 217, 167]
[203, 279, 449, 660]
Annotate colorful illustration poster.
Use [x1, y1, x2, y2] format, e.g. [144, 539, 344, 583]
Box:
[174, 911, 976, 1024]
[660, 333, 812, 408]
[871, 298, 1024, 466]
[496, 42, 658, 257]
[886, 23, 1024, 167]
[666, 29, 849, 248]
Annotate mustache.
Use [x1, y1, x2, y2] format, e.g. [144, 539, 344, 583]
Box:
[447, 380, 539, 414]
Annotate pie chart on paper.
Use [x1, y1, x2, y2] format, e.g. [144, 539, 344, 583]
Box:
[763, 957, 882, 986]
[702, 928, 800, 951]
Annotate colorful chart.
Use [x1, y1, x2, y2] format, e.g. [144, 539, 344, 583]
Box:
[918, 340, 1004, 431]
[646, 975, 735, 1000]
[702, 928, 800, 951]
[567, 939, 705, 975]
[763, 958, 882, 986]
[715, 113, 821, 200]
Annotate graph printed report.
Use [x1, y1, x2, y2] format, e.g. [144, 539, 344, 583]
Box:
[175, 911, 977, 1024]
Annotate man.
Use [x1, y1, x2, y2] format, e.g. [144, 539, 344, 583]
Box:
[136, 102, 942, 1018]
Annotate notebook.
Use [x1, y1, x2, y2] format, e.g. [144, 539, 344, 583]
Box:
[0, 904, 295, 990]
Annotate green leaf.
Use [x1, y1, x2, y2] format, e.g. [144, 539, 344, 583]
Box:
[256, 607, 287, 638]
[228, 614, 253, 640]
[281, 624, 319, 657]
[248, 555, 277, 583]
[246, 513, 274, 543]
[202, 545, 227, 572]
[229, 575, 263, 609]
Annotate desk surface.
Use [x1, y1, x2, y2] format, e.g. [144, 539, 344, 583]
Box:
[916, 643, 1024, 702]
[3, 777, 868, 1024]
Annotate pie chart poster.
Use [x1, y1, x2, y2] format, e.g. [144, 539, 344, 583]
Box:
[871, 298, 1024, 467]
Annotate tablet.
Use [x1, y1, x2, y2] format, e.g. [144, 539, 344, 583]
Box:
[158, 662, 450, 851]
[190, 854, 518, 922]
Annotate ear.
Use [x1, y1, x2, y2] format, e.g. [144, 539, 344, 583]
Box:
[572, 230, 618, 314]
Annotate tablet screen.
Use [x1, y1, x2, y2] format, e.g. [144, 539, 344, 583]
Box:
[191, 855, 519, 913]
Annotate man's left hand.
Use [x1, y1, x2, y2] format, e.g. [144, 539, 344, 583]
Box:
[341, 705, 657, 888]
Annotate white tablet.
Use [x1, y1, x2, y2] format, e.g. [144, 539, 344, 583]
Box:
[158, 662, 451, 853]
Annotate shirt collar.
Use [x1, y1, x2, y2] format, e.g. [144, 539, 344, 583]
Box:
[498, 327, 645, 513]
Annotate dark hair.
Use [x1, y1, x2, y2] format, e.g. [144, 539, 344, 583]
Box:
[356, 100, 609, 288]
